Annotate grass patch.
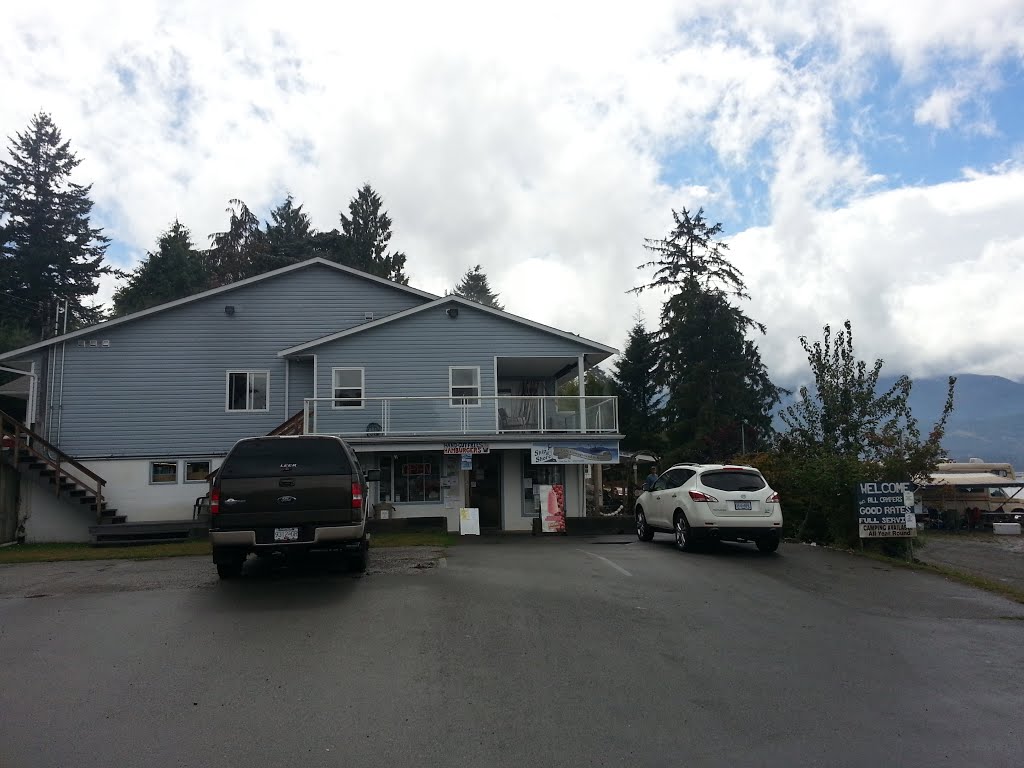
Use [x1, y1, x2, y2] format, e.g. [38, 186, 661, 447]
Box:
[0, 532, 454, 564]
[0, 541, 211, 564]
[855, 548, 1024, 605]
[370, 531, 456, 548]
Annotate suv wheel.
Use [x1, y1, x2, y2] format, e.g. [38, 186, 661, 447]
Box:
[756, 536, 780, 554]
[674, 512, 694, 552]
[636, 508, 655, 542]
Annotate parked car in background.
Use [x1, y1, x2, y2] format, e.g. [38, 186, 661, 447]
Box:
[209, 435, 379, 579]
[634, 463, 783, 553]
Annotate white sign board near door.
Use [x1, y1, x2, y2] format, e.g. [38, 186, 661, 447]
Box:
[459, 507, 481, 536]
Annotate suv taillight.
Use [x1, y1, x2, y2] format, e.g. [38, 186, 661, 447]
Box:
[689, 490, 719, 502]
[210, 487, 220, 515]
[767, 492, 780, 504]
[352, 481, 363, 510]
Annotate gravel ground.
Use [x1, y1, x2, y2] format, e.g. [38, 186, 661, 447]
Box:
[915, 532, 1024, 592]
[0, 546, 445, 599]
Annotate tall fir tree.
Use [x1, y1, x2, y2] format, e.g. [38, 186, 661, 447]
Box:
[451, 265, 504, 309]
[0, 112, 112, 337]
[631, 207, 780, 462]
[315, 183, 408, 283]
[613, 316, 662, 451]
[265, 194, 315, 270]
[112, 221, 210, 316]
[207, 199, 270, 285]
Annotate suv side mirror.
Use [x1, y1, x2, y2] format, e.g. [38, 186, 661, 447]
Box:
[365, 469, 381, 482]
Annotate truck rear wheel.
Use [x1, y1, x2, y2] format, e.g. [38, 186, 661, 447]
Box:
[348, 537, 369, 573]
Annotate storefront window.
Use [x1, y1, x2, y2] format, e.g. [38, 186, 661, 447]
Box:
[378, 453, 442, 504]
[522, 457, 564, 517]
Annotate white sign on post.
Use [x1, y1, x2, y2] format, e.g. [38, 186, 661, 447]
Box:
[459, 507, 480, 536]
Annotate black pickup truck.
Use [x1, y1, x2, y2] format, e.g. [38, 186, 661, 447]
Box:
[209, 435, 379, 579]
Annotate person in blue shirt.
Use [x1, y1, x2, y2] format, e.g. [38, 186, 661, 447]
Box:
[643, 466, 659, 491]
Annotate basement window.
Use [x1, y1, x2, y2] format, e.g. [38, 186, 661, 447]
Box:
[185, 460, 212, 483]
[150, 461, 179, 485]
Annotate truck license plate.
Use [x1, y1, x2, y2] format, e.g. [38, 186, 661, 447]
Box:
[274, 527, 299, 542]
[734, 501, 752, 511]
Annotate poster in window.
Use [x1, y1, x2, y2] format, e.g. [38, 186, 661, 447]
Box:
[537, 484, 566, 533]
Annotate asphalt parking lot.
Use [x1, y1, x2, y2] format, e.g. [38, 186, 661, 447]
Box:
[1, 538, 1022, 768]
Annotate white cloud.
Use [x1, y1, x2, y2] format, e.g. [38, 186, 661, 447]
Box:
[914, 88, 966, 130]
[5, 0, 1024, 385]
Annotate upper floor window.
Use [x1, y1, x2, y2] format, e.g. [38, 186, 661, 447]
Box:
[450, 366, 481, 407]
[226, 371, 269, 412]
[333, 368, 365, 408]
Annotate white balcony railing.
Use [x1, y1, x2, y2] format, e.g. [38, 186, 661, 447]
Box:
[302, 395, 618, 438]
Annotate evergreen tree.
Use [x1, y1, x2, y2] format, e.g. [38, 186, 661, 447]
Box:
[452, 265, 504, 309]
[315, 184, 408, 283]
[207, 199, 270, 284]
[0, 112, 113, 335]
[265, 194, 315, 270]
[613, 316, 662, 450]
[631, 207, 780, 462]
[112, 221, 210, 316]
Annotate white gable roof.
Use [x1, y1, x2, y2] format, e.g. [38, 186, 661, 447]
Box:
[278, 295, 618, 357]
[0, 258, 436, 361]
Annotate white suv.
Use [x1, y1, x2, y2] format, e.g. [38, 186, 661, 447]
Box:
[635, 463, 783, 553]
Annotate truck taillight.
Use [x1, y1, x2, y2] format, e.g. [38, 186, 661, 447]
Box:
[689, 490, 719, 502]
[352, 481, 363, 510]
[767, 492, 780, 504]
[210, 487, 220, 515]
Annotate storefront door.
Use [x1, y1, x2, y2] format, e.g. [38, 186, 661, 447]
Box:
[470, 453, 503, 530]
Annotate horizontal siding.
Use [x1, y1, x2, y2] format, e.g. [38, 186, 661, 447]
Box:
[312, 303, 594, 436]
[287, 359, 314, 417]
[52, 264, 427, 457]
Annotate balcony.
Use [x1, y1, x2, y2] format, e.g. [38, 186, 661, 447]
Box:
[302, 395, 618, 438]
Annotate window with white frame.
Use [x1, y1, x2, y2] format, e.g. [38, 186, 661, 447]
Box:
[150, 461, 178, 484]
[226, 371, 269, 412]
[450, 366, 481, 407]
[332, 368, 364, 408]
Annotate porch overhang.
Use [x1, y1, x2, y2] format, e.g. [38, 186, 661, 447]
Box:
[344, 433, 624, 454]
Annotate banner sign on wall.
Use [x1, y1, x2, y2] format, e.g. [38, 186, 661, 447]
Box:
[531, 442, 620, 465]
[444, 442, 490, 455]
[856, 481, 918, 538]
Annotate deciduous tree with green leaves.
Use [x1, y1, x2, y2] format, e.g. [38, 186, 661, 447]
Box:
[768, 320, 956, 547]
[631, 207, 780, 463]
[0, 112, 113, 337]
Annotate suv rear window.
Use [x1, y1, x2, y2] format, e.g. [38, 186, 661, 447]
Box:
[219, 438, 353, 479]
[700, 470, 766, 492]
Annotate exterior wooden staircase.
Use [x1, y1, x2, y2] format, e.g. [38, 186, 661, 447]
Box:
[268, 409, 305, 436]
[0, 409, 122, 527]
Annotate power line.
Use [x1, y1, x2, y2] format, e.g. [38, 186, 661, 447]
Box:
[0, 292, 47, 312]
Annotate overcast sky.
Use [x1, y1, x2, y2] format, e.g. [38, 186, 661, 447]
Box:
[3, 1, 1023, 384]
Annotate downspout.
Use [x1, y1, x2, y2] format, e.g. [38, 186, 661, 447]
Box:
[56, 300, 68, 445]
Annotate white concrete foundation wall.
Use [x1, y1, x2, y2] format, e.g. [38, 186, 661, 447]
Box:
[20, 473, 92, 543]
[503, 451, 531, 531]
[80, 458, 223, 523]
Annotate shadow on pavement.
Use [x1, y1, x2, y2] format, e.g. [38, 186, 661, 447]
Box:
[200, 552, 363, 612]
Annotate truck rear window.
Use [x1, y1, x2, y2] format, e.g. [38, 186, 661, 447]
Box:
[219, 438, 353, 479]
[700, 470, 766, 492]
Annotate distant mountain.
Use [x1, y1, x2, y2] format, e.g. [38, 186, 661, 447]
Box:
[775, 374, 1024, 470]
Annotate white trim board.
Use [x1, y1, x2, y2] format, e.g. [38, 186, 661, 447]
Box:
[0, 258, 438, 362]
[278, 296, 618, 357]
